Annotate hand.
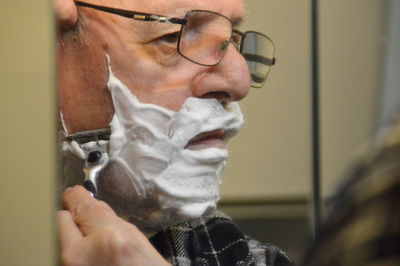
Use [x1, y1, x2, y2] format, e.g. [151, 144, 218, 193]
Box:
[54, 0, 78, 30]
[58, 186, 170, 266]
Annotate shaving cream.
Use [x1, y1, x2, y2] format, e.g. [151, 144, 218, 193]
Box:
[62, 65, 244, 233]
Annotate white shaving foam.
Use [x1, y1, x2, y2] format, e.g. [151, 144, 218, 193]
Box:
[61, 62, 244, 233]
[103, 65, 244, 232]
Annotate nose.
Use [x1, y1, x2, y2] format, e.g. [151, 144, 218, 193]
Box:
[191, 44, 251, 102]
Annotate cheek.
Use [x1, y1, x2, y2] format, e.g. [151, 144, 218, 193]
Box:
[57, 35, 113, 133]
[108, 44, 203, 111]
[134, 64, 204, 111]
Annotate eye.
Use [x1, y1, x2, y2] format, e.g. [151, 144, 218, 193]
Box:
[159, 32, 180, 43]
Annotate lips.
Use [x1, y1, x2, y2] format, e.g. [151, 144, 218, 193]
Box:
[185, 129, 225, 150]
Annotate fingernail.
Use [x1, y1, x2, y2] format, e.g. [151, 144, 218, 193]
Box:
[64, 187, 72, 192]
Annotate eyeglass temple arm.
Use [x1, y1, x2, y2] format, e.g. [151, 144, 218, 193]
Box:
[242, 53, 276, 66]
[74, 1, 186, 24]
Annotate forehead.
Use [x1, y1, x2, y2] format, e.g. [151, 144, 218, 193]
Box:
[119, 0, 245, 21]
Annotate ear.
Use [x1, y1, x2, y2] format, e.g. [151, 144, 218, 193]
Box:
[54, 0, 78, 30]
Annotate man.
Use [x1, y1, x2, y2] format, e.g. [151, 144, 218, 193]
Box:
[55, 0, 291, 265]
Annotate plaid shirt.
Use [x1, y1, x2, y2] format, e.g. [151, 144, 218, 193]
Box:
[150, 209, 293, 266]
[302, 119, 400, 266]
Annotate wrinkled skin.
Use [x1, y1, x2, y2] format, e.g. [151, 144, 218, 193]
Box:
[57, 0, 250, 133]
[55, 0, 250, 265]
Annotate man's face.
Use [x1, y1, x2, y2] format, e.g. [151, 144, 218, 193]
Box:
[57, 0, 250, 135]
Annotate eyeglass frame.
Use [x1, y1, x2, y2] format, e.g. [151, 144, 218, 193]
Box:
[74, 1, 276, 84]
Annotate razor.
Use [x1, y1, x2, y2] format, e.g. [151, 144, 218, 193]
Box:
[65, 128, 111, 198]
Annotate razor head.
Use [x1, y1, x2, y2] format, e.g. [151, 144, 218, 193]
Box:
[84, 180, 97, 198]
[65, 128, 111, 144]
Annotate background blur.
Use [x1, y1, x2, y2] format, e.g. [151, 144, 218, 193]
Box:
[220, 0, 400, 262]
[1, 0, 399, 265]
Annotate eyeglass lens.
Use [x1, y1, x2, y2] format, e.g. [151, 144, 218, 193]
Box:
[178, 11, 233, 66]
[178, 10, 275, 88]
[241, 32, 275, 88]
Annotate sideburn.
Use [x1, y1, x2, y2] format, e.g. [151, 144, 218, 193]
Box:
[57, 11, 114, 134]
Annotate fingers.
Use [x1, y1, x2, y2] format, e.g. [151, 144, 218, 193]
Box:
[59, 186, 171, 266]
[54, 0, 78, 30]
[58, 210, 83, 247]
[63, 185, 117, 235]
[58, 210, 89, 266]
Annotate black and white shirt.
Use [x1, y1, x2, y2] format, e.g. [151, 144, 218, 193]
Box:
[150, 209, 293, 266]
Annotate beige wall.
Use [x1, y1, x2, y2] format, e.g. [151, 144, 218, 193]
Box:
[221, 1, 312, 200]
[0, 1, 56, 265]
[320, 0, 386, 196]
[221, 0, 385, 201]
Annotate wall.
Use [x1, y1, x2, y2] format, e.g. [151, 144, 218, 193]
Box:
[221, 0, 312, 201]
[379, 0, 400, 128]
[319, 0, 386, 197]
[0, 1, 56, 265]
[221, 0, 386, 203]
[220, 1, 386, 261]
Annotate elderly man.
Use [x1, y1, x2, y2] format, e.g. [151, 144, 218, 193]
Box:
[56, 0, 291, 265]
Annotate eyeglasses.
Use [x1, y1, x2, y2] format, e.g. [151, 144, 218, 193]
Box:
[74, 1, 276, 88]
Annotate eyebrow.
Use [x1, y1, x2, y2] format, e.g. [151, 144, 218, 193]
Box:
[231, 16, 243, 27]
[166, 1, 245, 27]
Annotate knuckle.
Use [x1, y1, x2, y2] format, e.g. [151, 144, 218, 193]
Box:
[70, 199, 111, 218]
[96, 200, 114, 213]
[99, 225, 136, 257]
[69, 200, 89, 217]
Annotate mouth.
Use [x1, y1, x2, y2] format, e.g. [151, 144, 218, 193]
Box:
[185, 129, 225, 150]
